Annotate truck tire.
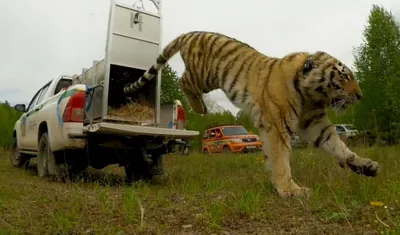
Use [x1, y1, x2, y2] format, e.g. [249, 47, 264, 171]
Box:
[37, 132, 70, 180]
[37, 132, 52, 178]
[178, 144, 190, 156]
[124, 149, 164, 183]
[125, 163, 153, 183]
[10, 137, 30, 168]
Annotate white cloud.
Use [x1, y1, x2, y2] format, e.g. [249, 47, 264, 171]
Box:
[0, 0, 399, 116]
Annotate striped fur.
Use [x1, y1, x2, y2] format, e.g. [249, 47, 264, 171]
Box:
[123, 31, 380, 197]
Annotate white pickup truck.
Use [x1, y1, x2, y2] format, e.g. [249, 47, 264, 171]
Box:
[11, 75, 197, 181]
[10, 0, 199, 182]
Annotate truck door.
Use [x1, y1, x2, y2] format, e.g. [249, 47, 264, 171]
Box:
[25, 83, 50, 150]
[208, 128, 218, 153]
[19, 88, 44, 150]
[214, 128, 224, 153]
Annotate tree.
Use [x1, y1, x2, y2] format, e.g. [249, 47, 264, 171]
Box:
[160, 63, 187, 107]
[236, 110, 258, 134]
[2, 100, 11, 107]
[352, 5, 400, 143]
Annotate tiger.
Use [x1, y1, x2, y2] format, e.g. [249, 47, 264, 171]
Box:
[123, 31, 380, 197]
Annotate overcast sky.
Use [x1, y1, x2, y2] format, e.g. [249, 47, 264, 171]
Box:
[1, 0, 399, 115]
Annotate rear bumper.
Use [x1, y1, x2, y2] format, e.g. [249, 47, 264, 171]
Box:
[62, 123, 86, 149]
[83, 122, 199, 139]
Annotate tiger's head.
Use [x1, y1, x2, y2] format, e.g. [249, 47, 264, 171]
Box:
[300, 51, 362, 110]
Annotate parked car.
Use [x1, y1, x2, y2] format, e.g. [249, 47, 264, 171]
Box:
[202, 124, 262, 154]
[334, 124, 359, 137]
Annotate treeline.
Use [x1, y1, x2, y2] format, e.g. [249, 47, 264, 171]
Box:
[345, 5, 400, 144]
[0, 101, 22, 148]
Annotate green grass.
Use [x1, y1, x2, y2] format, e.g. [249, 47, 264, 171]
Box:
[0, 146, 399, 234]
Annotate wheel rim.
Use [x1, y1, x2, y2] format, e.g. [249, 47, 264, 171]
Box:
[224, 147, 231, 153]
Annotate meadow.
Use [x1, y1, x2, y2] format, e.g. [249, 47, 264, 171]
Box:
[0, 146, 399, 235]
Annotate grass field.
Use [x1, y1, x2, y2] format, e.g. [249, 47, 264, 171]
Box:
[0, 147, 399, 235]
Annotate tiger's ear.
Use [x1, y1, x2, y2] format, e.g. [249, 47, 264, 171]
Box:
[303, 58, 313, 75]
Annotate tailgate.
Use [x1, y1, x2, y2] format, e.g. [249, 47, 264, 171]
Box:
[83, 122, 199, 139]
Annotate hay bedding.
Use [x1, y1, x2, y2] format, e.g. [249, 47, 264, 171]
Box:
[108, 98, 155, 124]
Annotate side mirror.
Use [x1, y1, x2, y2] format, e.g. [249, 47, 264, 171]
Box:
[14, 104, 26, 112]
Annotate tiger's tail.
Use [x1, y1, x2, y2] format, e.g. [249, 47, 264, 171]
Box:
[123, 32, 192, 94]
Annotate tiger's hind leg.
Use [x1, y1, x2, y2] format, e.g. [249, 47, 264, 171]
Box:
[298, 113, 379, 177]
[258, 125, 311, 198]
[180, 72, 208, 114]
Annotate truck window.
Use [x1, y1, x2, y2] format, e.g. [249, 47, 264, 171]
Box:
[215, 128, 222, 137]
[26, 89, 44, 111]
[36, 83, 50, 105]
[221, 126, 248, 136]
[343, 124, 356, 130]
[54, 79, 73, 95]
[203, 131, 209, 139]
[335, 126, 345, 132]
[209, 128, 216, 138]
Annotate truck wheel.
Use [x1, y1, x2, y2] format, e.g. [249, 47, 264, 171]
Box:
[125, 163, 153, 183]
[10, 137, 30, 168]
[124, 149, 163, 183]
[179, 144, 190, 156]
[182, 147, 190, 156]
[37, 133, 52, 178]
[37, 132, 70, 180]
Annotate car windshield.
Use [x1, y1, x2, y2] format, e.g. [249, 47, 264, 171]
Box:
[221, 126, 249, 136]
[344, 125, 356, 130]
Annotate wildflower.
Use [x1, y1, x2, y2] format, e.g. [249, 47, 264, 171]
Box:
[369, 201, 384, 207]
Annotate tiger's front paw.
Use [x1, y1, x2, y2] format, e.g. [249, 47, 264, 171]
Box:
[348, 159, 380, 177]
[339, 155, 380, 177]
[276, 182, 312, 198]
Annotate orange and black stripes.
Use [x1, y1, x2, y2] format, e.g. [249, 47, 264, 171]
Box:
[122, 30, 361, 146]
[314, 124, 333, 147]
[123, 31, 264, 100]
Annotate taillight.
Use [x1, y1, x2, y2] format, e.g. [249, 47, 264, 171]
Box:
[176, 105, 185, 130]
[62, 91, 85, 123]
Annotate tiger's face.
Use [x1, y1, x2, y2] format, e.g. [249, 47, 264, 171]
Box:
[301, 51, 363, 110]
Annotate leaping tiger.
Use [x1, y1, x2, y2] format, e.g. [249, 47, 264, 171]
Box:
[123, 31, 379, 198]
